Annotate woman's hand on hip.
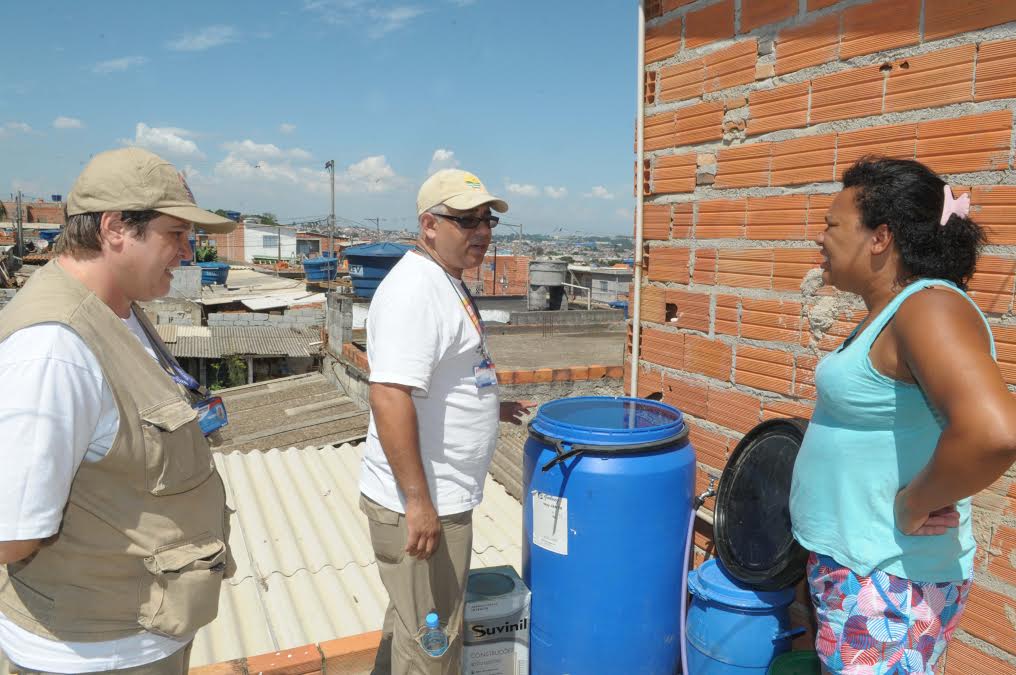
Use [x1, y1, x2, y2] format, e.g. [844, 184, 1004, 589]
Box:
[895, 487, 960, 535]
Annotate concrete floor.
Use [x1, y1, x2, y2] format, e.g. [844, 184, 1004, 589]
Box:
[485, 330, 626, 370]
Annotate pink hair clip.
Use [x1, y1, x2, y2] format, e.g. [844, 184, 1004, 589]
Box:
[940, 185, 970, 226]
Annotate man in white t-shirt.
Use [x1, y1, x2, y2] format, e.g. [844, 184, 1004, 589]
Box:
[0, 148, 235, 674]
[360, 169, 533, 674]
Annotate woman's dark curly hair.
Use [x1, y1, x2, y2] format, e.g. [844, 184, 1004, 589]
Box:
[841, 156, 985, 289]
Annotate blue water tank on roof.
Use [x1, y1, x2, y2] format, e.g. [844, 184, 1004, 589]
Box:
[304, 256, 338, 281]
[342, 243, 412, 299]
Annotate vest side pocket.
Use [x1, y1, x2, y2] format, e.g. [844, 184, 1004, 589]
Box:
[138, 533, 226, 637]
[141, 398, 214, 496]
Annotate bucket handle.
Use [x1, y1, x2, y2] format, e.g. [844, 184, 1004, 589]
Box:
[773, 627, 806, 642]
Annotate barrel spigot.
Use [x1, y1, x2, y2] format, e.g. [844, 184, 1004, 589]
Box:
[694, 476, 717, 510]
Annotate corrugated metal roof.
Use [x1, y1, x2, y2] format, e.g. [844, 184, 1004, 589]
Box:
[154, 325, 321, 358]
[241, 292, 325, 311]
[190, 443, 522, 667]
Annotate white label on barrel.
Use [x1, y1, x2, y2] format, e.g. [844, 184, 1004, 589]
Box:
[532, 491, 568, 555]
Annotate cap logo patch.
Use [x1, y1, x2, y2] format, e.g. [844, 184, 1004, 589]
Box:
[178, 172, 196, 204]
[463, 174, 482, 191]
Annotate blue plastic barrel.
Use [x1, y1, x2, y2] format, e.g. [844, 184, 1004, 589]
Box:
[608, 300, 629, 319]
[343, 243, 412, 299]
[523, 397, 695, 675]
[197, 262, 229, 285]
[686, 558, 801, 673]
[304, 256, 337, 281]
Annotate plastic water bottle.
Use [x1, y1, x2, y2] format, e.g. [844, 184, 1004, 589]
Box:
[420, 611, 449, 657]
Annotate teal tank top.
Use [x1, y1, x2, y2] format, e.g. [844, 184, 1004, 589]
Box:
[790, 278, 993, 582]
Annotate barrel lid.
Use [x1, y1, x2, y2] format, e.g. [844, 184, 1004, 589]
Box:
[529, 396, 686, 446]
[713, 418, 809, 591]
[689, 558, 795, 610]
[342, 242, 412, 259]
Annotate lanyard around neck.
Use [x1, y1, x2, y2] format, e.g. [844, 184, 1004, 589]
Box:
[412, 247, 492, 361]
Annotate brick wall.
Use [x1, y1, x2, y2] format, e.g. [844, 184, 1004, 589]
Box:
[205, 225, 246, 263]
[465, 254, 530, 295]
[634, 1, 1016, 669]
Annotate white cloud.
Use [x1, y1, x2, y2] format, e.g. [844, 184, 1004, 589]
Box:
[214, 153, 401, 194]
[450, 0, 476, 5]
[585, 185, 615, 200]
[279, 123, 297, 134]
[428, 148, 459, 174]
[506, 182, 539, 197]
[167, 25, 238, 51]
[5, 122, 32, 133]
[302, 1, 427, 38]
[53, 116, 83, 129]
[221, 139, 313, 161]
[370, 6, 425, 36]
[121, 123, 205, 159]
[92, 56, 147, 74]
[544, 186, 567, 199]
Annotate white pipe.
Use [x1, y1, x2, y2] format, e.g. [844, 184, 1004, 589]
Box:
[630, 0, 647, 397]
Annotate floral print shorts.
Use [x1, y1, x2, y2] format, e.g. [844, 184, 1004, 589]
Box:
[807, 552, 971, 674]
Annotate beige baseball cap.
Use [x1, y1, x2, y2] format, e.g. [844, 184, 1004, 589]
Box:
[67, 147, 236, 233]
[416, 169, 509, 216]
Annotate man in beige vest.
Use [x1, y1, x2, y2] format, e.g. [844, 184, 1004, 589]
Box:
[0, 147, 236, 674]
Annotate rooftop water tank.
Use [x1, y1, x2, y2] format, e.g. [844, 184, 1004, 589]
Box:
[303, 256, 338, 281]
[343, 243, 413, 299]
[528, 259, 568, 287]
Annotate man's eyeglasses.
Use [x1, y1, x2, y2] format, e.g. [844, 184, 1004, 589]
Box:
[437, 213, 500, 230]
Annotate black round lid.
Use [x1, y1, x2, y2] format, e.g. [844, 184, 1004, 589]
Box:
[713, 417, 809, 591]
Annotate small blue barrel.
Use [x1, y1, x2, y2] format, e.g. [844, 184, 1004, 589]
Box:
[343, 243, 412, 299]
[304, 256, 337, 281]
[38, 228, 62, 243]
[686, 558, 801, 673]
[523, 396, 695, 674]
[197, 261, 229, 285]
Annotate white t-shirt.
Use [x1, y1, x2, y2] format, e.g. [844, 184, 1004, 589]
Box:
[0, 314, 190, 672]
[361, 251, 500, 516]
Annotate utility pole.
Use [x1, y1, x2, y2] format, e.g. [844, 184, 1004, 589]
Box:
[276, 224, 282, 277]
[14, 191, 23, 258]
[366, 217, 381, 241]
[325, 160, 335, 256]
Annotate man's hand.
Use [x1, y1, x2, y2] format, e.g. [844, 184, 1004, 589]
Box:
[405, 500, 442, 560]
[500, 400, 537, 425]
[895, 488, 960, 535]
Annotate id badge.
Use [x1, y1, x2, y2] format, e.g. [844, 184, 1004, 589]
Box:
[194, 396, 228, 436]
[474, 358, 497, 389]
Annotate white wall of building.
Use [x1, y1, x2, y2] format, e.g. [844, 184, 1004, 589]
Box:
[243, 225, 298, 262]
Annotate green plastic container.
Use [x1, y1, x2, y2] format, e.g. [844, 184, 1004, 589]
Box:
[767, 650, 822, 675]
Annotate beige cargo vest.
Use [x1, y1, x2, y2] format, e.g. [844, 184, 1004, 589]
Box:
[0, 261, 230, 641]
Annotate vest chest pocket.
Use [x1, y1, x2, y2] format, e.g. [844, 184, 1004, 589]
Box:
[141, 399, 214, 496]
[138, 533, 226, 637]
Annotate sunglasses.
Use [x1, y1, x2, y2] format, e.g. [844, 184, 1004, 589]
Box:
[437, 213, 500, 230]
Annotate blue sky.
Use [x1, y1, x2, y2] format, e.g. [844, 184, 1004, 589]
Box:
[1, 1, 637, 235]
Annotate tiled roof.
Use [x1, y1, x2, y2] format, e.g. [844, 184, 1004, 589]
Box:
[190, 443, 522, 667]
[155, 324, 321, 358]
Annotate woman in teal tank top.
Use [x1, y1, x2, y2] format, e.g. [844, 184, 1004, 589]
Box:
[789, 158, 1016, 674]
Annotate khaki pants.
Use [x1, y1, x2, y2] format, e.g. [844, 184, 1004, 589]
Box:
[360, 495, 473, 675]
[12, 642, 192, 675]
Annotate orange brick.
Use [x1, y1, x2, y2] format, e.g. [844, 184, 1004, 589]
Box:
[959, 584, 1016, 655]
[697, 198, 747, 239]
[715, 294, 739, 336]
[885, 44, 975, 113]
[648, 246, 692, 283]
[693, 248, 718, 285]
[926, 0, 1016, 42]
[840, 0, 919, 60]
[807, 0, 838, 8]
[533, 368, 553, 383]
[748, 81, 809, 135]
[943, 640, 1016, 675]
[736, 345, 795, 394]
[665, 288, 711, 332]
[645, 112, 676, 152]
[795, 354, 818, 398]
[715, 143, 772, 188]
[741, 0, 797, 33]
[191, 661, 246, 675]
[685, 335, 733, 380]
[673, 202, 694, 238]
[968, 255, 1016, 315]
[704, 40, 757, 92]
[321, 631, 383, 675]
[973, 186, 1016, 246]
[706, 386, 763, 433]
[816, 307, 864, 352]
[685, 0, 735, 51]
[640, 284, 668, 324]
[687, 420, 733, 468]
[987, 525, 1016, 588]
[653, 153, 697, 194]
[916, 110, 1012, 175]
[646, 16, 682, 63]
[664, 374, 710, 418]
[718, 248, 774, 289]
[806, 194, 834, 241]
[976, 39, 1016, 102]
[773, 248, 822, 291]
[246, 646, 322, 675]
[810, 66, 885, 124]
[740, 297, 803, 343]
[992, 324, 1016, 385]
[631, 362, 663, 398]
[659, 58, 705, 103]
[771, 134, 836, 187]
[762, 399, 814, 421]
[674, 100, 725, 146]
[643, 204, 672, 241]
[835, 123, 918, 175]
[663, 0, 698, 11]
[746, 194, 808, 240]
[775, 13, 840, 76]
[604, 365, 624, 379]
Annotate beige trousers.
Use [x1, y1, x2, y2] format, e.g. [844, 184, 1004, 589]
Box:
[11, 642, 192, 675]
[360, 495, 473, 675]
